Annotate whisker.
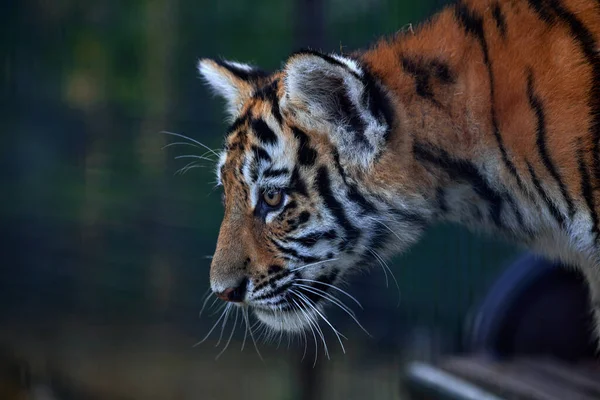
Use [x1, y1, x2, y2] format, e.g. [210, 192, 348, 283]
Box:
[293, 284, 371, 337]
[367, 216, 404, 244]
[198, 288, 214, 318]
[291, 298, 319, 367]
[368, 248, 401, 307]
[293, 290, 346, 354]
[295, 278, 363, 309]
[276, 321, 285, 350]
[161, 131, 220, 158]
[240, 306, 250, 352]
[175, 160, 206, 175]
[367, 248, 389, 287]
[209, 300, 226, 316]
[291, 303, 309, 362]
[216, 307, 239, 360]
[243, 308, 263, 361]
[162, 142, 202, 150]
[215, 304, 233, 347]
[174, 154, 216, 163]
[291, 258, 339, 272]
[290, 290, 330, 360]
[193, 304, 230, 347]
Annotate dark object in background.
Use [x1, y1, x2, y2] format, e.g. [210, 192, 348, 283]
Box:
[468, 253, 597, 361]
[405, 253, 600, 400]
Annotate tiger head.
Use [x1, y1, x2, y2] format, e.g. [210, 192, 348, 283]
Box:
[198, 51, 429, 333]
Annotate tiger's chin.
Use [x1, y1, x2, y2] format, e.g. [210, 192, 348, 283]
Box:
[252, 306, 320, 333]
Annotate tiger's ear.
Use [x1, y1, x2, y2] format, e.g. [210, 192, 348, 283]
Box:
[280, 51, 394, 168]
[197, 58, 268, 120]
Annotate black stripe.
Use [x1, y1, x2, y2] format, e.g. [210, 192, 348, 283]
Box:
[414, 142, 503, 228]
[254, 270, 290, 292]
[291, 127, 317, 166]
[214, 59, 268, 82]
[251, 119, 278, 145]
[527, 69, 575, 217]
[295, 269, 340, 305]
[392, 209, 427, 228]
[332, 148, 348, 182]
[289, 167, 308, 197]
[254, 79, 283, 125]
[401, 56, 441, 106]
[251, 145, 271, 163]
[249, 160, 259, 183]
[359, 63, 395, 142]
[436, 187, 448, 214]
[280, 200, 297, 216]
[492, 1, 508, 38]
[505, 193, 526, 229]
[298, 211, 310, 225]
[263, 167, 289, 178]
[454, 3, 530, 197]
[288, 49, 362, 79]
[273, 241, 320, 264]
[288, 230, 337, 248]
[576, 138, 600, 239]
[315, 166, 361, 249]
[331, 84, 370, 148]
[526, 161, 565, 227]
[527, 0, 557, 23]
[255, 281, 293, 301]
[347, 185, 377, 214]
[332, 147, 377, 214]
[529, 0, 600, 195]
[228, 113, 249, 135]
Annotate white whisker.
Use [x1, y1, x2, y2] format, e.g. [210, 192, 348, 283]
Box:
[174, 154, 216, 163]
[368, 216, 403, 244]
[161, 130, 220, 158]
[240, 308, 249, 352]
[367, 248, 401, 307]
[208, 300, 225, 316]
[291, 298, 319, 367]
[290, 290, 330, 360]
[215, 304, 233, 347]
[198, 288, 214, 318]
[293, 283, 371, 337]
[216, 307, 239, 360]
[243, 308, 263, 361]
[295, 278, 363, 309]
[293, 290, 346, 354]
[291, 258, 339, 272]
[193, 304, 231, 347]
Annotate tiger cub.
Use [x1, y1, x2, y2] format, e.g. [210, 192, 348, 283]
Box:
[195, 0, 600, 345]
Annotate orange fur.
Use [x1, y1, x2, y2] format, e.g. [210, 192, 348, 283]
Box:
[198, 0, 600, 339]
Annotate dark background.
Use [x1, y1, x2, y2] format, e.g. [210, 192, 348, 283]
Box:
[1, 0, 522, 398]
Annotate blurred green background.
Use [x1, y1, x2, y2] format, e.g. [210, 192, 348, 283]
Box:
[1, 0, 521, 399]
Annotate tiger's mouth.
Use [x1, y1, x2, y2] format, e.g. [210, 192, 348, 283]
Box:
[248, 269, 341, 332]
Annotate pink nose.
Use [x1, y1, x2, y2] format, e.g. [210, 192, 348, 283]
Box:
[216, 288, 236, 301]
[215, 279, 247, 302]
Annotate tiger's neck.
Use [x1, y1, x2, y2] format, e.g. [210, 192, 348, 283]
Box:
[359, 2, 530, 236]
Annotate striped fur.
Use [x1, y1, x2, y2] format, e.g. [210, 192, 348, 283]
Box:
[197, 0, 600, 342]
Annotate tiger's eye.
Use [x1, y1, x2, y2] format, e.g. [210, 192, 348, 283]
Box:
[263, 189, 283, 207]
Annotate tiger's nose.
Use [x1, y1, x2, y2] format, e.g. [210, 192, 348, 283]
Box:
[215, 277, 248, 303]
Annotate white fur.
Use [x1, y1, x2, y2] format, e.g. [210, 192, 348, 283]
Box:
[281, 53, 389, 169]
[197, 59, 255, 119]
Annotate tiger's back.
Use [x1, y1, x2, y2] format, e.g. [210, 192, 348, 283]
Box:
[195, 0, 600, 347]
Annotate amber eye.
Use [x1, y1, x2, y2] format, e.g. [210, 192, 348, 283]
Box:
[263, 189, 283, 208]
